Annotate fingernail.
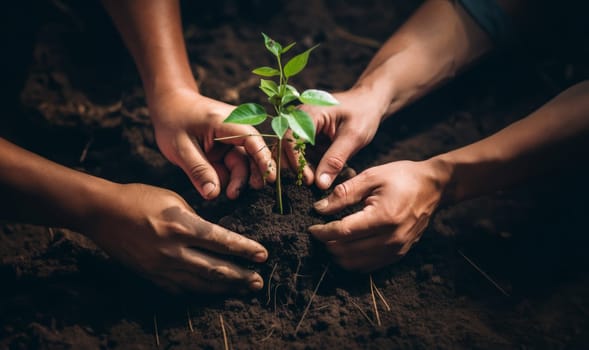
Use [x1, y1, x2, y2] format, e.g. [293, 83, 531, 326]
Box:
[203, 182, 216, 197]
[319, 173, 331, 188]
[253, 251, 267, 262]
[250, 278, 263, 290]
[314, 198, 328, 211]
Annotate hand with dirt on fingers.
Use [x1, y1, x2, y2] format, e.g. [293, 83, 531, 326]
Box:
[86, 183, 268, 294]
[309, 160, 448, 271]
[150, 89, 276, 199]
[284, 88, 387, 188]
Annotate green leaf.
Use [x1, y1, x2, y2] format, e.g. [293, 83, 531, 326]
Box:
[271, 116, 289, 139]
[282, 84, 300, 105]
[269, 95, 281, 106]
[224, 103, 267, 125]
[299, 89, 339, 106]
[281, 42, 296, 54]
[252, 66, 280, 77]
[259, 79, 279, 97]
[262, 33, 282, 57]
[284, 110, 316, 145]
[284, 44, 318, 78]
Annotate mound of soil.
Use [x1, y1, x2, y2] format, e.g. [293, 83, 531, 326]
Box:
[1, 0, 589, 349]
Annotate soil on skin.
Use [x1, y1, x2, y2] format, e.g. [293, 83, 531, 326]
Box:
[2, 0, 589, 349]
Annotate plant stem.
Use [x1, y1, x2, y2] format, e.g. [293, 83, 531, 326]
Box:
[276, 139, 283, 214]
[214, 133, 277, 141]
[277, 55, 284, 87]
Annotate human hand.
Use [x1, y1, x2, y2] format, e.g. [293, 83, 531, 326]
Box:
[85, 183, 268, 294]
[149, 88, 276, 199]
[309, 160, 448, 272]
[284, 88, 386, 188]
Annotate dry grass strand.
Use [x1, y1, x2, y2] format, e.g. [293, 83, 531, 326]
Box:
[294, 264, 329, 334]
[371, 277, 391, 312]
[369, 275, 381, 326]
[153, 314, 160, 348]
[267, 263, 278, 305]
[458, 250, 510, 297]
[350, 299, 376, 327]
[220, 314, 229, 350]
[255, 327, 276, 343]
[187, 308, 194, 333]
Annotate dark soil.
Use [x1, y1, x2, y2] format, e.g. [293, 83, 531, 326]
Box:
[2, 0, 589, 349]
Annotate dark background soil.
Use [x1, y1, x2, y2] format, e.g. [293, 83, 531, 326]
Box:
[1, 0, 589, 349]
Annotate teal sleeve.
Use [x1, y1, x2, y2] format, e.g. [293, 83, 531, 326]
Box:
[458, 0, 516, 47]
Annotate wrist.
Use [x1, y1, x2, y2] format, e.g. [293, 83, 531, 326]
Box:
[422, 155, 457, 205]
[74, 178, 124, 239]
[145, 85, 203, 126]
[348, 82, 394, 122]
[145, 80, 200, 108]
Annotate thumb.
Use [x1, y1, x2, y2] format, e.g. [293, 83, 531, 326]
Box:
[315, 131, 361, 190]
[176, 135, 221, 199]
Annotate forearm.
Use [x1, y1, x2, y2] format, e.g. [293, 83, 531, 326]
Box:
[101, 0, 197, 102]
[433, 81, 589, 203]
[0, 138, 118, 232]
[353, 0, 494, 119]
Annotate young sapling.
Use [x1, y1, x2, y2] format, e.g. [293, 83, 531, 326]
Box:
[215, 33, 338, 214]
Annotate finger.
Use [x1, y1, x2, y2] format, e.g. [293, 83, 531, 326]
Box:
[173, 212, 268, 263]
[333, 166, 357, 185]
[164, 269, 256, 294]
[283, 133, 298, 170]
[224, 148, 248, 200]
[334, 250, 401, 273]
[249, 158, 264, 189]
[280, 146, 290, 170]
[315, 130, 363, 190]
[309, 207, 389, 242]
[177, 135, 221, 199]
[326, 233, 403, 260]
[182, 278, 250, 294]
[219, 125, 277, 183]
[179, 248, 264, 291]
[160, 273, 218, 294]
[326, 222, 418, 271]
[312, 173, 374, 215]
[302, 164, 314, 185]
[211, 162, 229, 190]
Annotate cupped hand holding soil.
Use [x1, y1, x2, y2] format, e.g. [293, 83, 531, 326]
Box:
[310, 159, 446, 271]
